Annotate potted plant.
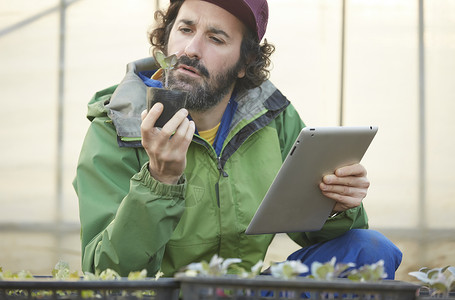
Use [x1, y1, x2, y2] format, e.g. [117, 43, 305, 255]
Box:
[146, 51, 188, 128]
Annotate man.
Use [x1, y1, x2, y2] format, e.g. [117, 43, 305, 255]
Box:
[74, 0, 402, 278]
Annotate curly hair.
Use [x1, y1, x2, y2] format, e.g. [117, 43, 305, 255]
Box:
[148, 1, 275, 92]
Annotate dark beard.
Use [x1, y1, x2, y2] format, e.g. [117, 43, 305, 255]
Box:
[167, 55, 243, 112]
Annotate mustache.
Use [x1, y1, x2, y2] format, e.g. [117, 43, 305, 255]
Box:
[176, 56, 210, 78]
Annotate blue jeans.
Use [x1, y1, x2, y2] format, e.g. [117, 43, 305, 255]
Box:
[287, 229, 402, 280]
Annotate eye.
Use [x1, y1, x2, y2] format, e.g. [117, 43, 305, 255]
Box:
[209, 36, 224, 44]
[179, 27, 192, 34]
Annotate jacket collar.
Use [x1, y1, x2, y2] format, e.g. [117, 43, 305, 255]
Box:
[105, 57, 290, 146]
[106, 57, 158, 139]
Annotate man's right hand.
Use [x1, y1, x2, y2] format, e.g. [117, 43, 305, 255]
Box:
[141, 103, 195, 184]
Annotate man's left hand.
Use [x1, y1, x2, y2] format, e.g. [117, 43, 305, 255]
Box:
[319, 163, 370, 213]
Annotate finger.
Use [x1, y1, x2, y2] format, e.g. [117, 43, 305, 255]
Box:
[170, 119, 196, 152]
[335, 163, 367, 177]
[184, 120, 196, 145]
[187, 120, 196, 138]
[161, 108, 189, 136]
[171, 117, 190, 144]
[141, 109, 147, 121]
[321, 191, 363, 210]
[320, 183, 368, 199]
[141, 103, 163, 129]
[322, 174, 370, 188]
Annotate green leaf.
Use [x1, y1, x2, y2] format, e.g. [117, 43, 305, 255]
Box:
[282, 264, 294, 279]
[69, 271, 80, 280]
[128, 269, 147, 280]
[409, 271, 431, 283]
[155, 51, 167, 69]
[98, 269, 120, 280]
[83, 272, 98, 281]
[419, 267, 431, 273]
[316, 264, 333, 279]
[155, 270, 164, 280]
[155, 51, 177, 70]
[428, 269, 442, 279]
[201, 261, 210, 273]
[347, 273, 362, 282]
[16, 270, 34, 279]
[164, 54, 178, 70]
[221, 258, 241, 272]
[251, 260, 263, 275]
[431, 282, 448, 293]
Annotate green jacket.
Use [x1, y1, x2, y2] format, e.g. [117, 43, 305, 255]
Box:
[73, 58, 368, 277]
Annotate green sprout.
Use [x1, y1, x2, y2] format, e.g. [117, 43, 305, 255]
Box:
[52, 260, 79, 280]
[155, 50, 177, 89]
[347, 260, 387, 282]
[310, 257, 356, 280]
[409, 266, 455, 297]
[182, 254, 242, 277]
[230, 260, 264, 279]
[270, 260, 309, 279]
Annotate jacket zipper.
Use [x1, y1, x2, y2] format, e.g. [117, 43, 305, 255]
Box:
[215, 156, 228, 207]
[192, 136, 228, 208]
[217, 156, 228, 178]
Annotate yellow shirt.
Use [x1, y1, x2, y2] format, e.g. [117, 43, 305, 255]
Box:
[198, 123, 220, 145]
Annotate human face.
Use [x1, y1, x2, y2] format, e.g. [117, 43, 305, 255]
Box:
[166, 0, 246, 111]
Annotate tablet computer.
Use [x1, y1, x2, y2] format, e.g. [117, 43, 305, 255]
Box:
[245, 126, 378, 235]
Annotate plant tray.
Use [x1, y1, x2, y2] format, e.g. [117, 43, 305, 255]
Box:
[417, 289, 455, 300]
[176, 275, 419, 300]
[0, 278, 179, 300]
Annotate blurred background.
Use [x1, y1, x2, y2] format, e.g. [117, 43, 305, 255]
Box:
[0, 0, 454, 281]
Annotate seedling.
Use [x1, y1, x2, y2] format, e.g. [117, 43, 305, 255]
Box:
[155, 50, 177, 88]
[347, 259, 387, 282]
[310, 257, 356, 280]
[270, 260, 309, 279]
[409, 266, 455, 297]
[182, 254, 242, 277]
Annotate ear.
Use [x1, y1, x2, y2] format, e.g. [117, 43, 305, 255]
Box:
[237, 68, 246, 79]
[237, 52, 256, 79]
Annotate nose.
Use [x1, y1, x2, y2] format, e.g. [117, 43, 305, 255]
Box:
[184, 34, 202, 59]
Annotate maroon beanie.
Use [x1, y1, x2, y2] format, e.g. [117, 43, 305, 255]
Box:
[170, 0, 269, 41]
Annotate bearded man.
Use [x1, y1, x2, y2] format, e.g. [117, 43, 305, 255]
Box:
[74, 0, 402, 278]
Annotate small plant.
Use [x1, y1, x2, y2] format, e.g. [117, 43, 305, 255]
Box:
[154, 50, 177, 89]
[409, 266, 455, 297]
[0, 262, 165, 299]
[270, 261, 309, 279]
[180, 255, 388, 283]
[182, 254, 242, 277]
[309, 257, 355, 280]
[267, 257, 385, 282]
[52, 260, 79, 280]
[347, 260, 387, 282]
[231, 260, 264, 279]
[0, 267, 34, 280]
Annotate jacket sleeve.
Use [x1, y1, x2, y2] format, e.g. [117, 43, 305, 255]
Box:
[274, 104, 369, 248]
[73, 115, 185, 277]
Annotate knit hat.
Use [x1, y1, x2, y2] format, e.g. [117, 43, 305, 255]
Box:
[170, 0, 269, 41]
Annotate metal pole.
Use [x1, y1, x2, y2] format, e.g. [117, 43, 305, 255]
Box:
[56, 0, 66, 260]
[417, 0, 427, 264]
[339, 0, 346, 126]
